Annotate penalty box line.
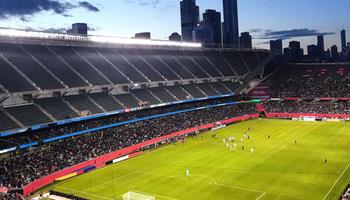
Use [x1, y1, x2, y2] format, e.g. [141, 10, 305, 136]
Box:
[136, 171, 266, 199]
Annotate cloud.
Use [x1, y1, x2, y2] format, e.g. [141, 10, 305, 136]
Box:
[256, 28, 335, 40]
[0, 0, 99, 21]
[78, 1, 99, 12]
[125, 0, 161, 8]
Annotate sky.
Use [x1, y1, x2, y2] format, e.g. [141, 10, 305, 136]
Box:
[0, 0, 349, 51]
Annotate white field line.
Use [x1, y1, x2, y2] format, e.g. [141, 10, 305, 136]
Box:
[322, 161, 350, 200]
[130, 190, 179, 200]
[56, 186, 113, 200]
[191, 174, 218, 184]
[255, 192, 266, 200]
[136, 171, 266, 197]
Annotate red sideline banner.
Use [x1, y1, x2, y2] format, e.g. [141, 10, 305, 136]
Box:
[266, 113, 350, 119]
[23, 114, 259, 196]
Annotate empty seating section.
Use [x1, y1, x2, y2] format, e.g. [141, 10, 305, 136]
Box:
[197, 84, 219, 96]
[74, 47, 130, 84]
[187, 51, 222, 77]
[149, 88, 177, 102]
[240, 52, 260, 70]
[0, 41, 273, 131]
[23, 45, 88, 88]
[65, 95, 102, 114]
[181, 85, 206, 98]
[90, 93, 124, 111]
[0, 110, 19, 131]
[153, 49, 194, 80]
[132, 89, 161, 104]
[97, 48, 147, 83]
[0, 44, 63, 90]
[0, 58, 34, 92]
[121, 49, 164, 82]
[5, 105, 51, 126]
[202, 51, 236, 76]
[210, 82, 232, 94]
[50, 46, 109, 86]
[222, 51, 248, 75]
[223, 81, 240, 92]
[166, 86, 189, 100]
[35, 98, 79, 120]
[136, 49, 179, 80]
[171, 50, 209, 78]
[114, 94, 140, 108]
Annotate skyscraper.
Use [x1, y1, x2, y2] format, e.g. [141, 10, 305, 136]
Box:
[192, 23, 213, 44]
[180, 0, 199, 41]
[240, 32, 252, 49]
[203, 9, 222, 47]
[341, 29, 347, 51]
[223, 0, 239, 49]
[331, 45, 339, 61]
[317, 35, 324, 52]
[270, 39, 283, 55]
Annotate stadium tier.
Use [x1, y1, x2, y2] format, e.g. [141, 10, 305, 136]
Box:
[0, 39, 271, 132]
[0, 42, 268, 93]
[262, 63, 350, 98]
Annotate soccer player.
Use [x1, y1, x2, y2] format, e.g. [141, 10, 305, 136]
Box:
[186, 169, 190, 177]
[251, 147, 254, 153]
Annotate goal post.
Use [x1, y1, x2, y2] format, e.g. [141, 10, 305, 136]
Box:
[122, 191, 155, 200]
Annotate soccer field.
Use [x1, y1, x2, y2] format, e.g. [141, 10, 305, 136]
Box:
[43, 119, 350, 200]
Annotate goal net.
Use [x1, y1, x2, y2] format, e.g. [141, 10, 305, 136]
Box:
[122, 191, 155, 200]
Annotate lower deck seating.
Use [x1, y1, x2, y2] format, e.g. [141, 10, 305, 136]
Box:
[114, 93, 140, 108]
[0, 109, 20, 131]
[65, 95, 102, 115]
[196, 84, 219, 96]
[131, 89, 161, 104]
[210, 82, 232, 94]
[149, 88, 177, 103]
[166, 86, 189, 100]
[223, 81, 240, 93]
[90, 93, 124, 111]
[35, 98, 79, 120]
[5, 105, 51, 127]
[181, 85, 206, 98]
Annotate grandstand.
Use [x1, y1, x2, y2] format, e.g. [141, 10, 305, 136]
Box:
[0, 29, 271, 132]
[1, 28, 350, 200]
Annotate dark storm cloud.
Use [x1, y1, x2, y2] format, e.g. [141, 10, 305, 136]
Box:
[0, 0, 99, 21]
[257, 28, 335, 40]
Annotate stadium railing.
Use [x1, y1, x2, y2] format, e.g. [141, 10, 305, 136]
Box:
[22, 114, 259, 196]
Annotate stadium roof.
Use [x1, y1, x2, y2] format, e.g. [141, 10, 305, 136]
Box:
[0, 27, 201, 48]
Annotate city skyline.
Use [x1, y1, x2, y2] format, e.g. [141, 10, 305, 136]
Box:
[0, 0, 349, 50]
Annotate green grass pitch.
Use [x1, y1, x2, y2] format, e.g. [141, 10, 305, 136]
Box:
[40, 119, 350, 200]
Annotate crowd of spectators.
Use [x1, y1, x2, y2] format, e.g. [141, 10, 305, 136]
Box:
[0, 97, 239, 150]
[270, 79, 350, 98]
[265, 100, 350, 114]
[0, 103, 257, 189]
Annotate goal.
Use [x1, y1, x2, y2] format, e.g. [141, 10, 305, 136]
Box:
[122, 191, 155, 200]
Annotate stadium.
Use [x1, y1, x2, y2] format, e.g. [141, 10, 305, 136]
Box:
[0, 2, 350, 199]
